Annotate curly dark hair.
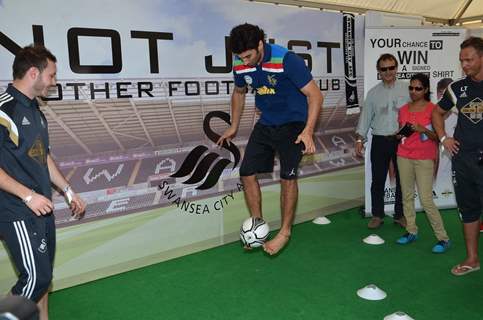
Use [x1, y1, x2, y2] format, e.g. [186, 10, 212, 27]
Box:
[229, 23, 265, 54]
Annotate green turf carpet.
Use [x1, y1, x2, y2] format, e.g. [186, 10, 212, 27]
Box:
[49, 208, 483, 319]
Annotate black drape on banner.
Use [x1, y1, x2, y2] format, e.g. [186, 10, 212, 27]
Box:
[343, 13, 359, 114]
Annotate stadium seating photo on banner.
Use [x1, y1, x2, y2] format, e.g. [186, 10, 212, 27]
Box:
[0, 0, 365, 290]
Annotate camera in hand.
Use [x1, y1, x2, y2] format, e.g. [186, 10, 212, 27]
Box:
[397, 122, 415, 138]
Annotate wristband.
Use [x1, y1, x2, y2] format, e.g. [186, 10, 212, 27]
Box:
[63, 185, 74, 204]
[356, 139, 363, 143]
[23, 190, 34, 204]
[440, 135, 447, 143]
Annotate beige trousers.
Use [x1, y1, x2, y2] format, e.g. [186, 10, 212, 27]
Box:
[397, 156, 449, 241]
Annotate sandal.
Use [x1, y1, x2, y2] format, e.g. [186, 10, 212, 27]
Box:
[451, 264, 480, 276]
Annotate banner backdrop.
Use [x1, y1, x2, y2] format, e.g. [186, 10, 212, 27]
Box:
[0, 0, 365, 290]
[363, 27, 467, 215]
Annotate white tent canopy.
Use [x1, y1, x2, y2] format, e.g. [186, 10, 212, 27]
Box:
[254, 0, 483, 26]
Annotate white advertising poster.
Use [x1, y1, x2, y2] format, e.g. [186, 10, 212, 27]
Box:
[363, 27, 467, 215]
[0, 0, 365, 290]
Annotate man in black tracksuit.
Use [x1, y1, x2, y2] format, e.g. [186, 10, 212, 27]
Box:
[0, 45, 86, 319]
[433, 36, 483, 276]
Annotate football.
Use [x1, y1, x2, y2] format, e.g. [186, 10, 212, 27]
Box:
[240, 217, 270, 248]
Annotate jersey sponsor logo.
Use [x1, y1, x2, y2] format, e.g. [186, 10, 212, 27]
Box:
[267, 74, 277, 86]
[28, 135, 47, 166]
[460, 97, 482, 124]
[256, 86, 276, 95]
[171, 111, 240, 190]
[21, 116, 31, 126]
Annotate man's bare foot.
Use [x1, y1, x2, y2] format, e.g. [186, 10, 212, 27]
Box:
[451, 259, 480, 276]
[263, 232, 290, 255]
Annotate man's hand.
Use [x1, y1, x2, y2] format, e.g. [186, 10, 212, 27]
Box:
[69, 192, 86, 219]
[355, 140, 364, 157]
[442, 137, 460, 156]
[26, 192, 54, 216]
[295, 130, 315, 154]
[217, 126, 237, 147]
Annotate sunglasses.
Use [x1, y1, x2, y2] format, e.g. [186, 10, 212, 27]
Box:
[408, 86, 424, 91]
[379, 65, 396, 72]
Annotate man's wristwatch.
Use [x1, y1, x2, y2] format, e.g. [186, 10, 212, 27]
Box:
[440, 135, 447, 143]
[63, 185, 74, 204]
[23, 190, 34, 204]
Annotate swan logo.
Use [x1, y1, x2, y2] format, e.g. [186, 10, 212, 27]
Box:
[38, 239, 47, 253]
[170, 111, 240, 190]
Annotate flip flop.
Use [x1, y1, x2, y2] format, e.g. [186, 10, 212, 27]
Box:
[451, 264, 480, 276]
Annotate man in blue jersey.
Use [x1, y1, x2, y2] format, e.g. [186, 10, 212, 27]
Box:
[432, 36, 483, 276]
[0, 45, 86, 319]
[217, 23, 323, 255]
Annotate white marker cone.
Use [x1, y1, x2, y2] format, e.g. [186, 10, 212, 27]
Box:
[363, 234, 385, 245]
[384, 311, 415, 320]
[356, 284, 387, 300]
[312, 216, 331, 225]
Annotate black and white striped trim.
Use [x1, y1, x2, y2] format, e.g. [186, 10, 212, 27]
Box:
[0, 92, 13, 102]
[12, 221, 37, 299]
[446, 76, 466, 106]
[0, 92, 19, 146]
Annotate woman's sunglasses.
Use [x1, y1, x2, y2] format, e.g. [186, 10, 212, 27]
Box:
[408, 86, 424, 91]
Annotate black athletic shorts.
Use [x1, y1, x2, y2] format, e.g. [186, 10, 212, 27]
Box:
[0, 214, 56, 302]
[452, 150, 483, 223]
[239, 121, 305, 180]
